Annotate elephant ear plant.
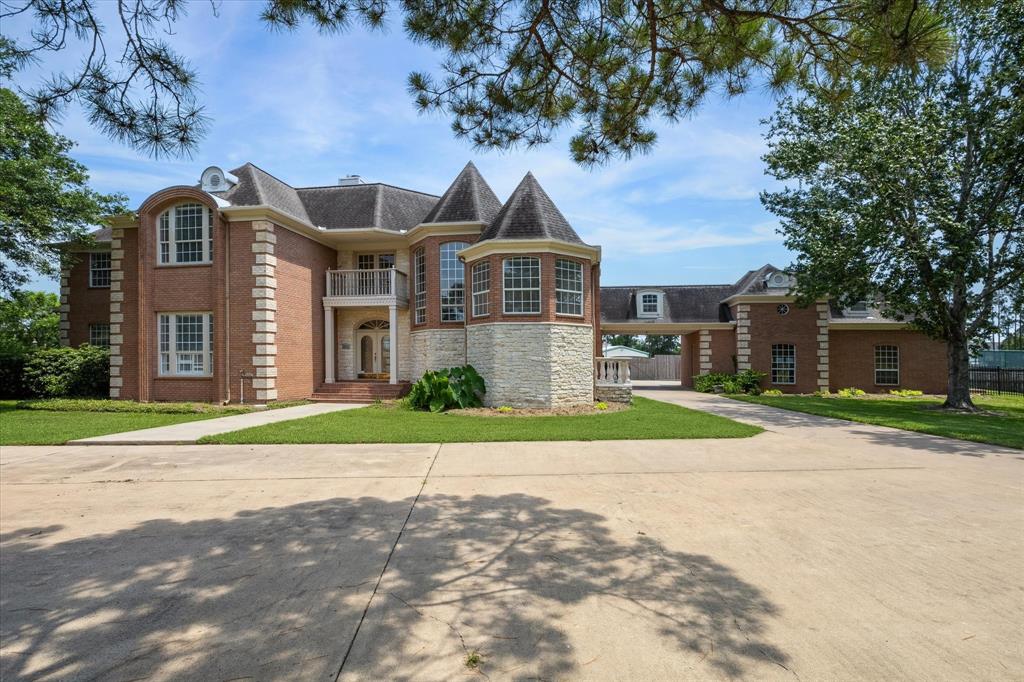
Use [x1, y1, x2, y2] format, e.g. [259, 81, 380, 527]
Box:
[407, 365, 486, 412]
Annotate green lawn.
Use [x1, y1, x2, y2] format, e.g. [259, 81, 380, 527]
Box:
[730, 393, 1024, 450]
[202, 396, 762, 444]
[0, 399, 252, 445]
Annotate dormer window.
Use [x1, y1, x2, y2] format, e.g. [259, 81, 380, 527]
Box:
[158, 203, 214, 265]
[637, 290, 663, 318]
[845, 301, 870, 318]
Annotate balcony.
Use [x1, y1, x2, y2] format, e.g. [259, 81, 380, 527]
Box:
[324, 269, 409, 307]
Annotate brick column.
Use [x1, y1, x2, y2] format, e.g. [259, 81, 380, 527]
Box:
[816, 302, 830, 391]
[251, 221, 278, 401]
[698, 329, 713, 374]
[108, 229, 125, 397]
[58, 264, 71, 346]
[735, 304, 751, 370]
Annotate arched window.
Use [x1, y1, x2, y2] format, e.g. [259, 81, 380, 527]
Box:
[158, 203, 213, 265]
[503, 256, 541, 314]
[440, 242, 469, 321]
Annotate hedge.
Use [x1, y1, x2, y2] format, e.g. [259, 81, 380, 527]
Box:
[20, 345, 110, 398]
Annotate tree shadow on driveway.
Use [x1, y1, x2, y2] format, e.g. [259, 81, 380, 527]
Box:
[2, 494, 788, 680]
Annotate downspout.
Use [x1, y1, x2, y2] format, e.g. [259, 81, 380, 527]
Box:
[223, 220, 232, 403]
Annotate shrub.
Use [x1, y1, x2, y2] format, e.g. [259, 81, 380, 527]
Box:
[836, 387, 866, 397]
[497, 405, 514, 413]
[22, 345, 109, 398]
[595, 401, 608, 410]
[889, 389, 923, 397]
[812, 389, 831, 397]
[407, 365, 486, 412]
[694, 369, 766, 395]
[0, 354, 28, 398]
[762, 389, 784, 396]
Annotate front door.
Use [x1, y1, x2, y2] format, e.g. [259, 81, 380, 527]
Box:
[356, 320, 390, 378]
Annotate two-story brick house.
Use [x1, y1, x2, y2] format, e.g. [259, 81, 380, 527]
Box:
[60, 161, 948, 406]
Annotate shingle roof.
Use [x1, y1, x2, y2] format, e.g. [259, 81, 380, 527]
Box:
[600, 285, 736, 324]
[216, 163, 438, 231]
[729, 263, 783, 296]
[422, 162, 503, 225]
[478, 172, 584, 244]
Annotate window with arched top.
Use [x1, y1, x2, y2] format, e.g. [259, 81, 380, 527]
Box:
[358, 320, 389, 330]
[158, 203, 213, 265]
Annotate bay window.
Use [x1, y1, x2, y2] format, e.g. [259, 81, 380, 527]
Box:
[471, 261, 490, 317]
[159, 203, 214, 265]
[440, 242, 469, 321]
[158, 312, 213, 376]
[413, 248, 426, 324]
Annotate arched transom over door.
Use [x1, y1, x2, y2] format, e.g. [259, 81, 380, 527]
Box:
[356, 320, 390, 378]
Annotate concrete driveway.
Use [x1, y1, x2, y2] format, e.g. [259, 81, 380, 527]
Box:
[1, 388, 1021, 681]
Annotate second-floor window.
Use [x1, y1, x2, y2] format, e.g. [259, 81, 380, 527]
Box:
[471, 260, 490, 317]
[440, 242, 469, 322]
[159, 203, 213, 265]
[503, 256, 541, 314]
[413, 248, 426, 324]
[89, 252, 111, 287]
[555, 259, 583, 316]
[638, 292, 661, 317]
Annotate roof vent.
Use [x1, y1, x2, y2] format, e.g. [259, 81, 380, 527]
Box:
[338, 175, 365, 186]
[200, 165, 237, 192]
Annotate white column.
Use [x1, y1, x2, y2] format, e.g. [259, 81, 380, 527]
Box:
[389, 304, 398, 384]
[324, 306, 335, 383]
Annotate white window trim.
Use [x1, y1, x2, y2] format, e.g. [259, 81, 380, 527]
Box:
[637, 290, 663, 318]
[471, 261, 490, 318]
[158, 312, 213, 377]
[158, 204, 214, 266]
[555, 258, 584, 317]
[771, 343, 797, 385]
[874, 345, 900, 385]
[88, 322, 110, 348]
[89, 252, 111, 288]
[439, 242, 469, 322]
[413, 248, 427, 325]
[502, 256, 542, 315]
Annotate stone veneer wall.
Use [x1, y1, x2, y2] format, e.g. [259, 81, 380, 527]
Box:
[409, 328, 466, 380]
[735, 303, 751, 370]
[108, 228, 126, 397]
[815, 302, 830, 391]
[467, 323, 593, 408]
[250, 221, 278, 401]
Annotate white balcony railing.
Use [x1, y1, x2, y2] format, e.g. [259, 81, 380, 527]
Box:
[326, 269, 408, 304]
[594, 357, 631, 385]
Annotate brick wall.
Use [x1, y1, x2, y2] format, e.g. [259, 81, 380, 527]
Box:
[829, 329, 947, 393]
[274, 227, 336, 400]
[463, 252, 595, 325]
[745, 302, 821, 393]
[64, 252, 110, 346]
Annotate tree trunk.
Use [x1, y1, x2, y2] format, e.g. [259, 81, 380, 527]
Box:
[943, 335, 976, 410]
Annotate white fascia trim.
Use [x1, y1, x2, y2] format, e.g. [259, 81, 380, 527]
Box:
[406, 222, 485, 242]
[208, 193, 232, 208]
[468, 321, 594, 329]
[828, 320, 912, 330]
[600, 322, 736, 333]
[459, 238, 601, 263]
[722, 294, 830, 304]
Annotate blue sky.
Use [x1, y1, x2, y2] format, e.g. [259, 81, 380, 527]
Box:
[10, 2, 791, 293]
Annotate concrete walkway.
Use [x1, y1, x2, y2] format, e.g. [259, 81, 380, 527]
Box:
[68, 401, 365, 445]
[2, 387, 1021, 680]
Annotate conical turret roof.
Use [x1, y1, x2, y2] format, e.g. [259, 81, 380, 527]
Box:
[478, 172, 583, 244]
[421, 161, 503, 224]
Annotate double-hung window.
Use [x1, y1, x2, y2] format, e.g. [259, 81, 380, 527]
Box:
[440, 242, 469, 321]
[89, 323, 110, 348]
[159, 204, 213, 265]
[471, 261, 490, 317]
[413, 248, 426, 324]
[555, 259, 583, 316]
[771, 344, 796, 385]
[875, 345, 899, 385]
[503, 257, 541, 314]
[89, 252, 111, 287]
[158, 313, 213, 376]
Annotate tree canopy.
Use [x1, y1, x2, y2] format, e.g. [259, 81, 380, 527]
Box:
[0, 87, 125, 293]
[1, 0, 949, 163]
[0, 289, 59, 355]
[761, 0, 1023, 408]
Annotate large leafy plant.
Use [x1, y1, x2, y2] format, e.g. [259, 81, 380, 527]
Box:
[407, 365, 486, 412]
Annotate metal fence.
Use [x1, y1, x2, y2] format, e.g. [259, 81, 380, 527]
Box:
[969, 367, 1024, 396]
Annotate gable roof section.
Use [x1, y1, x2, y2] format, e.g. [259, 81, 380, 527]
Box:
[421, 161, 503, 225]
[479, 172, 584, 244]
[221, 163, 310, 223]
[729, 263, 782, 296]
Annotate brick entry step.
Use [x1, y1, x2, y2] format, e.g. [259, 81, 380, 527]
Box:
[311, 380, 411, 403]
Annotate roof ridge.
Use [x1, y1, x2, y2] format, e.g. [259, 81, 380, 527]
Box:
[294, 182, 440, 198]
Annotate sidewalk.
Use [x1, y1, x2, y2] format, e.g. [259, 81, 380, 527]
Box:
[69, 402, 364, 445]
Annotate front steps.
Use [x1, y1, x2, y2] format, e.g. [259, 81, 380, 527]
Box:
[311, 380, 411, 403]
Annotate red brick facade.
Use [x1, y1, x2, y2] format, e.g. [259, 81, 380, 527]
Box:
[64, 252, 110, 347]
[743, 301, 822, 393]
[829, 329, 947, 394]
